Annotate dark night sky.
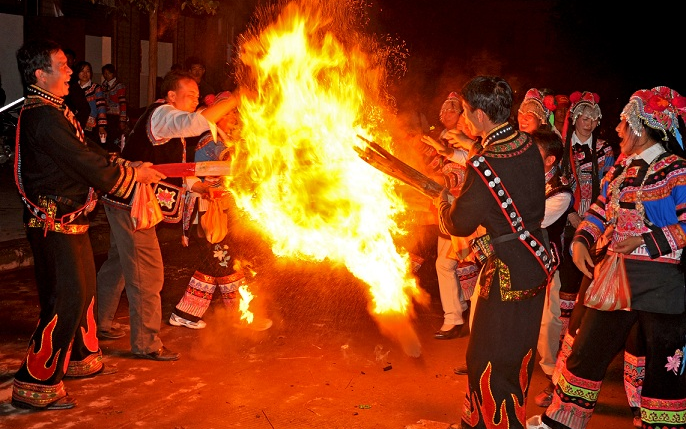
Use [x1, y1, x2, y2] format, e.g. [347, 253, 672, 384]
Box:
[363, 0, 683, 138]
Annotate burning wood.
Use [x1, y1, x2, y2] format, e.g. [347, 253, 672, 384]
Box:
[151, 161, 231, 177]
[355, 135, 445, 199]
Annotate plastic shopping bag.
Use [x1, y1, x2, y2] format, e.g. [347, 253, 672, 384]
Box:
[585, 252, 631, 311]
[130, 183, 164, 231]
[200, 198, 228, 244]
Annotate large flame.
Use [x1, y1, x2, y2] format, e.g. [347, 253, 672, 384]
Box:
[238, 285, 255, 324]
[230, 0, 426, 355]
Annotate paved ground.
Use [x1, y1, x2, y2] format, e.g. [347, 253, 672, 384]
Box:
[0, 165, 634, 429]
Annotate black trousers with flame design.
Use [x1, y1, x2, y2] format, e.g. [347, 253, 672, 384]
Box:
[12, 229, 102, 406]
[461, 276, 546, 429]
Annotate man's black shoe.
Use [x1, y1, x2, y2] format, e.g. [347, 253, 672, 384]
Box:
[134, 346, 179, 361]
[434, 324, 463, 340]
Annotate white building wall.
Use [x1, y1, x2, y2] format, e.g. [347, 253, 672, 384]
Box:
[0, 13, 24, 107]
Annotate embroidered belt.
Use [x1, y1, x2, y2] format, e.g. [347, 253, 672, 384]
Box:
[26, 196, 90, 234]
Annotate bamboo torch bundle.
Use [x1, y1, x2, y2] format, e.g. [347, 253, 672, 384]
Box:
[355, 135, 445, 199]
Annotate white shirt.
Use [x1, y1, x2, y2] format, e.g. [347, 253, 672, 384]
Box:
[543, 192, 572, 228]
[446, 148, 469, 165]
[150, 104, 210, 141]
[637, 142, 666, 164]
[571, 132, 592, 148]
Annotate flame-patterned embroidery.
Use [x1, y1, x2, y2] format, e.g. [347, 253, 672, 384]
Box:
[63, 340, 73, 374]
[463, 349, 533, 428]
[26, 314, 60, 381]
[81, 297, 99, 352]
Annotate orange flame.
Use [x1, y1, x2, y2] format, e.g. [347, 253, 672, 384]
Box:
[238, 285, 255, 324]
[231, 0, 426, 355]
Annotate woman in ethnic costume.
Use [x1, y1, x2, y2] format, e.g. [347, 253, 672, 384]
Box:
[169, 93, 271, 331]
[557, 91, 615, 339]
[528, 86, 686, 429]
[74, 61, 107, 147]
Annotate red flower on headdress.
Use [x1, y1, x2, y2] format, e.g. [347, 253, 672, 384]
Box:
[543, 95, 557, 111]
[648, 94, 670, 112]
[569, 91, 582, 105]
[570, 91, 599, 107]
[673, 96, 686, 109]
[631, 87, 686, 133]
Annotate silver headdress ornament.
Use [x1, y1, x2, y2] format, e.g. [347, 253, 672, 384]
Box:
[569, 91, 602, 124]
[518, 88, 557, 125]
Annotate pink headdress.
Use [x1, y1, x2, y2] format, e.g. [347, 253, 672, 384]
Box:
[518, 88, 557, 124]
[621, 86, 686, 148]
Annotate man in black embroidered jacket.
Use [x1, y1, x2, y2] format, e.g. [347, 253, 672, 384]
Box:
[11, 39, 163, 410]
[436, 76, 550, 429]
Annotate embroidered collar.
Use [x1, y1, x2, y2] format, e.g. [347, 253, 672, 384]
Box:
[26, 84, 64, 107]
[483, 123, 515, 147]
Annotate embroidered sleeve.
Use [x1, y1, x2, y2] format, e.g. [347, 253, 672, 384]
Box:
[600, 143, 616, 177]
[108, 164, 136, 198]
[117, 85, 127, 122]
[643, 167, 686, 258]
[95, 85, 107, 127]
[110, 155, 131, 167]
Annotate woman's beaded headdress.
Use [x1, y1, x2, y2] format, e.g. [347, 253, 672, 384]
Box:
[518, 88, 557, 125]
[569, 91, 601, 124]
[620, 86, 686, 148]
[439, 91, 461, 123]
